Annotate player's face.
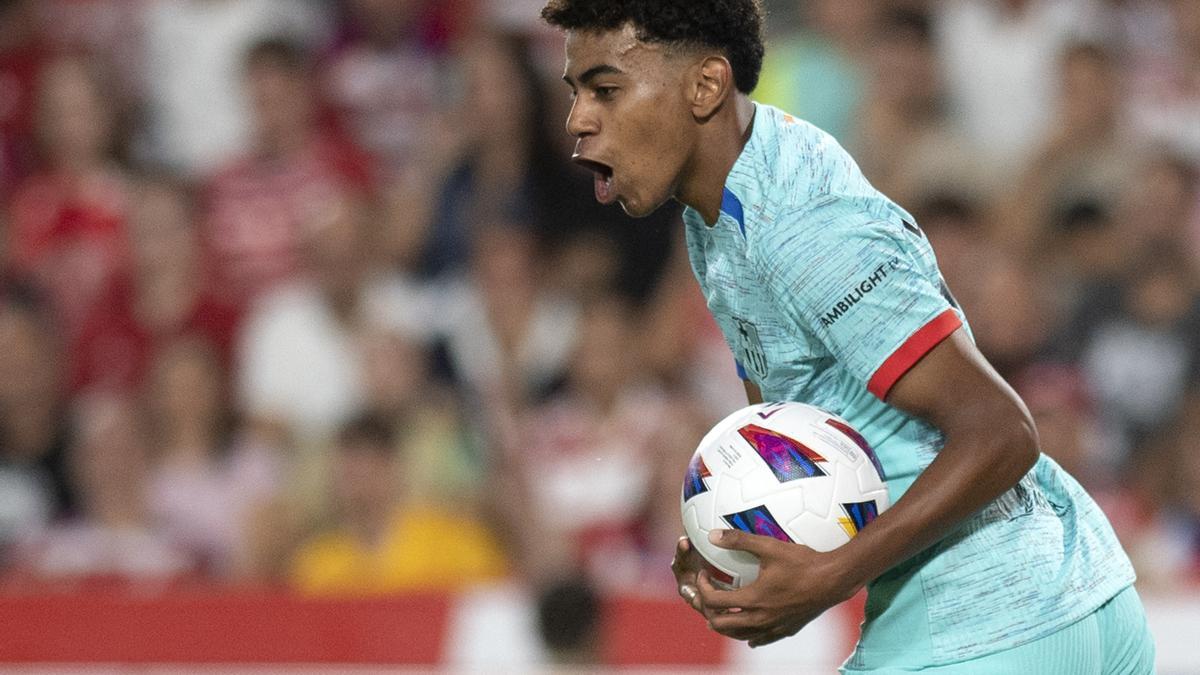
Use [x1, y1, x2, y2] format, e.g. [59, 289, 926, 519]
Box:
[561, 25, 697, 217]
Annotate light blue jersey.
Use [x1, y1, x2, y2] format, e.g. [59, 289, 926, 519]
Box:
[682, 103, 1136, 667]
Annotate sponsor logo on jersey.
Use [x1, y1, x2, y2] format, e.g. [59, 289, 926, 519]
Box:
[820, 257, 902, 328]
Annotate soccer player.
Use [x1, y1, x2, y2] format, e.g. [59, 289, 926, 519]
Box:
[539, 1, 1156, 673]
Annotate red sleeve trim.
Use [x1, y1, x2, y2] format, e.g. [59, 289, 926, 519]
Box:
[867, 309, 963, 400]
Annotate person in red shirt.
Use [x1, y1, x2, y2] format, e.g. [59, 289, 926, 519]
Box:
[202, 37, 374, 312]
[70, 175, 239, 395]
[6, 54, 132, 338]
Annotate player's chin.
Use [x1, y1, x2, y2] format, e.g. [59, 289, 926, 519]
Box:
[616, 193, 666, 218]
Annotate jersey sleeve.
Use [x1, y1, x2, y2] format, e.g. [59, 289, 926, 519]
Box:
[755, 197, 962, 400]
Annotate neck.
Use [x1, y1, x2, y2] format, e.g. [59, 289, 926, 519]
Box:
[676, 95, 756, 226]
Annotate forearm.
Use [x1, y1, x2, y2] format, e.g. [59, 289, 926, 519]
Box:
[833, 418, 1038, 590]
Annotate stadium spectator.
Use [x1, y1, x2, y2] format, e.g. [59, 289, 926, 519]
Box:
[13, 394, 193, 583]
[1114, 152, 1199, 261]
[755, 0, 875, 144]
[321, 0, 447, 180]
[1055, 244, 1200, 464]
[289, 411, 507, 594]
[995, 41, 1140, 253]
[535, 578, 601, 665]
[934, 0, 1107, 181]
[848, 7, 983, 209]
[495, 295, 669, 587]
[0, 285, 73, 559]
[140, 0, 327, 175]
[69, 175, 239, 395]
[417, 31, 546, 277]
[439, 221, 580, 410]
[1126, 0, 1200, 163]
[6, 55, 131, 338]
[144, 338, 282, 580]
[235, 189, 382, 443]
[202, 37, 374, 312]
[357, 328, 482, 508]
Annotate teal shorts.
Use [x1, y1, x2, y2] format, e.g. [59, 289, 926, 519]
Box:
[841, 586, 1155, 674]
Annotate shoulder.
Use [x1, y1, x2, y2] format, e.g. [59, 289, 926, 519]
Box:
[751, 105, 861, 204]
[748, 194, 887, 262]
[739, 105, 877, 239]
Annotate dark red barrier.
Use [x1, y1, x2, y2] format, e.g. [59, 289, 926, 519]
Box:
[0, 589, 451, 664]
[601, 594, 727, 666]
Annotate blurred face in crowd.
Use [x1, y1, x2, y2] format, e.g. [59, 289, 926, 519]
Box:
[473, 223, 537, 297]
[462, 35, 532, 141]
[245, 57, 315, 156]
[870, 18, 938, 110]
[561, 24, 703, 217]
[1172, 0, 1200, 47]
[304, 191, 371, 306]
[333, 438, 399, 528]
[129, 180, 201, 327]
[806, 0, 876, 47]
[0, 303, 61, 461]
[345, 0, 422, 45]
[1059, 46, 1119, 133]
[360, 329, 428, 417]
[149, 339, 225, 447]
[570, 297, 637, 407]
[1119, 156, 1197, 244]
[36, 57, 113, 170]
[968, 255, 1050, 371]
[130, 180, 194, 272]
[72, 396, 150, 525]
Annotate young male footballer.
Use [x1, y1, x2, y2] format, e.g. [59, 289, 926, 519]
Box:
[541, 1, 1155, 672]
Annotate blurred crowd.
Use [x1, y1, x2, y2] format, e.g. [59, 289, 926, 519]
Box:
[0, 0, 1197, 643]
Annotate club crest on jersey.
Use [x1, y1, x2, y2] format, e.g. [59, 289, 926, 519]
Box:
[733, 316, 769, 379]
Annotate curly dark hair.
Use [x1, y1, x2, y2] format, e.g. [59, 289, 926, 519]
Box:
[541, 0, 766, 94]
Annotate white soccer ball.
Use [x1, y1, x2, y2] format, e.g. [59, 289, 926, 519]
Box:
[680, 401, 890, 589]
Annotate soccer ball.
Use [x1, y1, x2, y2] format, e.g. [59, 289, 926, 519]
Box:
[680, 401, 890, 589]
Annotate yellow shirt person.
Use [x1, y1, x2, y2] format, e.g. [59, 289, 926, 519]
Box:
[288, 412, 508, 595]
[291, 504, 508, 594]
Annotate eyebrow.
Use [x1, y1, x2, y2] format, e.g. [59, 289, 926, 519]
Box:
[563, 64, 625, 88]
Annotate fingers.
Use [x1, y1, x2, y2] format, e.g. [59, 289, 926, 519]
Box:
[696, 568, 750, 611]
[679, 583, 701, 611]
[707, 528, 780, 556]
[673, 537, 704, 612]
[707, 607, 769, 640]
[748, 632, 786, 649]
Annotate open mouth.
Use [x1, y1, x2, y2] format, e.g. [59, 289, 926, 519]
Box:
[573, 156, 616, 205]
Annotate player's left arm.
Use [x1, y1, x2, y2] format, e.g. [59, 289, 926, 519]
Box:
[697, 329, 1039, 645]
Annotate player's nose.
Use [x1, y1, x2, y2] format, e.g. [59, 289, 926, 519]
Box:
[565, 99, 598, 138]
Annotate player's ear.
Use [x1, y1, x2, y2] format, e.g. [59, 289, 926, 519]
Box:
[691, 55, 734, 119]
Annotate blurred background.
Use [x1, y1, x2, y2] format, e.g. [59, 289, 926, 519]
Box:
[0, 0, 1197, 672]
